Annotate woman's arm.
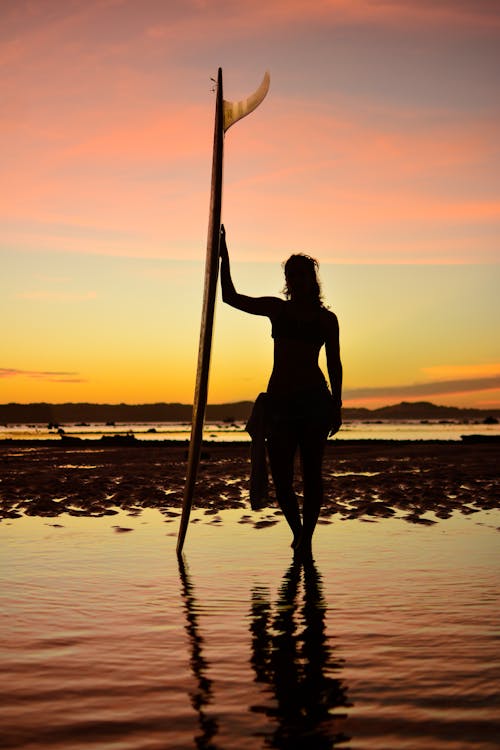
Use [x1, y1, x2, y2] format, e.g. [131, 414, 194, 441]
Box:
[219, 226, 282, 316]
[324, 310, 343, 435]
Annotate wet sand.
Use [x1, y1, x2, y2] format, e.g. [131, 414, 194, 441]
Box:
[1, 440, 498, 525]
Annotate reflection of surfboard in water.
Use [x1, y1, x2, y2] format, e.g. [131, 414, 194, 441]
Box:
[177, 68, 270, 555]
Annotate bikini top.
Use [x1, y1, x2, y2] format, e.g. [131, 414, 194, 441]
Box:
[271, 303, 325, 345]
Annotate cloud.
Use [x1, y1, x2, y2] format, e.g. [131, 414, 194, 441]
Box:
[365, 0, 500, 29]
[1, 0, 498, 267]
[142, 0, 500, 34]
[4, 99, 497, 262]
[0, 368, 85, 383]
[343, 374, 500, 401]
[220, 108, 500, 262]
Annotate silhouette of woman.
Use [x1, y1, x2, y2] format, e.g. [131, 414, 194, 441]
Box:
[220, 226, 342, 559]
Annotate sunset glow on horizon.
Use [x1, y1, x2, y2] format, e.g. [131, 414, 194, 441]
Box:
[2, 0, 499, 409]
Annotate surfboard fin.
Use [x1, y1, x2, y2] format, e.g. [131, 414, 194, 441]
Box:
[223, 71, 270, 132]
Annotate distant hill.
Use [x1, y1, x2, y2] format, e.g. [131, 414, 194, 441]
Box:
[0, 401, 250, 424]
[0, 400, 499, 424]
[344, 401, 500, 422]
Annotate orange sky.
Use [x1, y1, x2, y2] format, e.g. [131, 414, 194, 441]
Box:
[1, 0, 499, 408]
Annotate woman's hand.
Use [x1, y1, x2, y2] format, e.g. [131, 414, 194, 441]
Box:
[219, 224, 228, 262]
[328, 399, 342, 437]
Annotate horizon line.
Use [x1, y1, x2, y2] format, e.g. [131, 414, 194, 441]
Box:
[1, 399, 499, 412]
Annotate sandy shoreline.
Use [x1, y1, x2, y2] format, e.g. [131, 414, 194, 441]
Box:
[1, 440, 498, 525]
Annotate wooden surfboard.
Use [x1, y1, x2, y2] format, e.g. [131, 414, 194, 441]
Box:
[177, 68, 270, 555]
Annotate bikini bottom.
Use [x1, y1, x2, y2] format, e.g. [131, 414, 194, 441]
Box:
[266, 385, 334, 436]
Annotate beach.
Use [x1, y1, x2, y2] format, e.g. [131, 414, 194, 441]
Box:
[1, 439, 498, 524]
[1, 440, 499, 749]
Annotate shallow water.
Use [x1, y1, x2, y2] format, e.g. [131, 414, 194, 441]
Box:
[2, 419, 500, 442]
[1, 509, 499, 749]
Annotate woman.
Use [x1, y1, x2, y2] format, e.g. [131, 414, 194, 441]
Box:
[219, 226, 342, 559]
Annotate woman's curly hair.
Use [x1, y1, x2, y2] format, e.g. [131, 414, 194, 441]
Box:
[282, 253, 323, 306]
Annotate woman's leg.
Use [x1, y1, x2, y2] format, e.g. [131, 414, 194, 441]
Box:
[267, 427, 302, 546]
[297, 424, 329, 557]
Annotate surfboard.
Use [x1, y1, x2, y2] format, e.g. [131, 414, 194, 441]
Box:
[176, 68, 270, 555]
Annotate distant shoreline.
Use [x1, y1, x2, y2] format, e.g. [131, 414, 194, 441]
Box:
[1, 400, 499, 424]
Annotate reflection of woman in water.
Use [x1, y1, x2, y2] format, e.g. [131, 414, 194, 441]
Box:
[250, 560, 351, 747]
[220, 226, 342, 559]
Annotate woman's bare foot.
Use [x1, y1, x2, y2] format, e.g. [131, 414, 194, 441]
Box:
[290, 526, 303, 549]
[293, 537, 313, 561]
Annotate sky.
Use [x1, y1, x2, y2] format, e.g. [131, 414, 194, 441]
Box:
[1, 0, 499, 409]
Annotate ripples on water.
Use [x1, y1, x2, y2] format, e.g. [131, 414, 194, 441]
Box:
[1, 510, 499, 749]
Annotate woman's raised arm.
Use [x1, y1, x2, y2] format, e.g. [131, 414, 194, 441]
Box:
[219, 226, 282, 317]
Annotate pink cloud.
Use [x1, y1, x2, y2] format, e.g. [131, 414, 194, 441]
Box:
[3, 96, 497, 263]
[1, 1, 497, 265]
[142, 0, 500, 34]
[221, 103, 499, 262]
[58, 106, 209, 164]
[3, 1, 498, 81]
